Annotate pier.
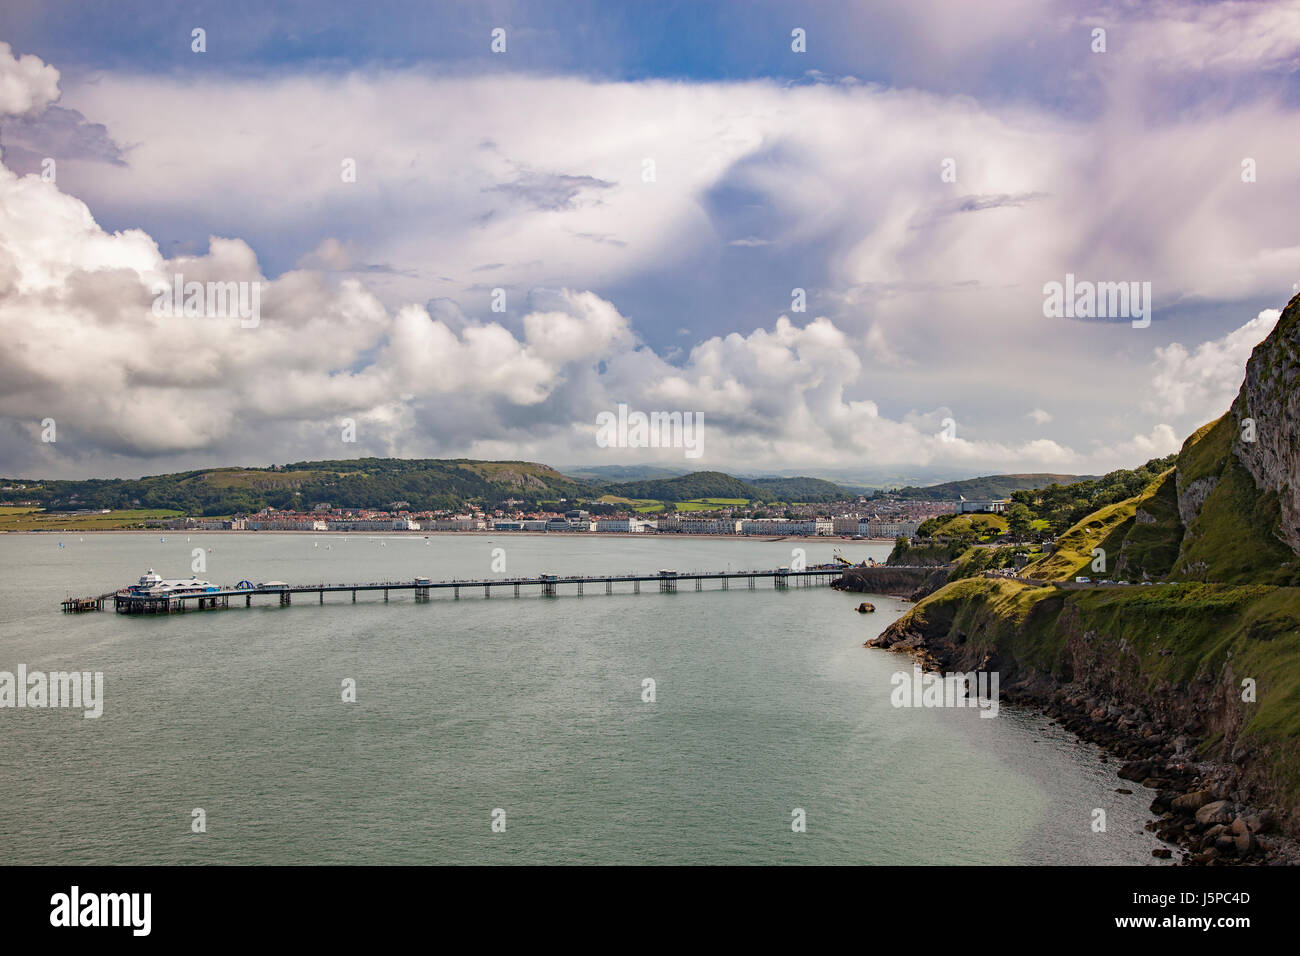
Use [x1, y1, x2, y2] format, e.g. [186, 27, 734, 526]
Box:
[88, 567, 851, 615]
[61, 592, 114, 613]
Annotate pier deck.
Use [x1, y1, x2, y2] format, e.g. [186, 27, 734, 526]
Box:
[92, 567, 855, 615]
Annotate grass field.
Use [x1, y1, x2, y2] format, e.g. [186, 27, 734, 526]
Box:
[0, 508, 183, 531]
[598, 495, 752, 514]
[673, 497, 750, 511]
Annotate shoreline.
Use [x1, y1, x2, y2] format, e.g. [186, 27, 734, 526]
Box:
[869, 619, 1300, 865]
[1, 528, 901, 543]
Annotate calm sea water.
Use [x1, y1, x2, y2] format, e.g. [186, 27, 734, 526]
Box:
[0, 532, 1164, 864]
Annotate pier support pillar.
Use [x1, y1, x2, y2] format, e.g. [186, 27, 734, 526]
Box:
[634, 580, 640, 594]
[319, 590, 324, 604]
[577, 581, 583, 596]
[514, 583, 520, 597]
[384, 589, 389, 602]
[352, 590, 356, 603]
[280, 592, 291, 606]
[606, 580, 612, 595]
[246, 594, 251, 607]
[484, 585, 490, 599]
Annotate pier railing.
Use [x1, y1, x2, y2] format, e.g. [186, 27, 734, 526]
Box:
[76, 567, 855, 615]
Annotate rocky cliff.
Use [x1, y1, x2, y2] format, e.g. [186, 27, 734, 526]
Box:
[1232, 293, 1300, 554]
[870, 292, 1300, 862]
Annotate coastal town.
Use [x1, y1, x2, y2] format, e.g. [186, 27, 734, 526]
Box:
[148, 496, 1011, 537]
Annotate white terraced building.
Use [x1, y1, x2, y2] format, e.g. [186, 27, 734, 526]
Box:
[740, 518, 819, 536]
[860, 519, 922, 538]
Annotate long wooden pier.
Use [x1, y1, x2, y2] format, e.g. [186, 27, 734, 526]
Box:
[89, 567, 852, 615]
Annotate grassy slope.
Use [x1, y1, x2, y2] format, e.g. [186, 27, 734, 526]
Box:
[1023, 467, 1185, 583]
[925, 513, 1009, 536]
[899, 577, 1300, 793]
[1025, 492, 1143, 581]
[1172, 415, 1300, 586]
[1115, 468, 1184, 580]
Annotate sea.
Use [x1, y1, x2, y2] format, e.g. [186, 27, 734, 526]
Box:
[0, 532, 1167, 864]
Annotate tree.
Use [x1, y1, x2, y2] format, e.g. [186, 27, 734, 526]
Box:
[1006, 503, 1033, 541]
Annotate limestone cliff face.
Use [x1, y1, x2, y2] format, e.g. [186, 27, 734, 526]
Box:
[1232, 292, 1300, 555]
[1176, 474, 1217, 528]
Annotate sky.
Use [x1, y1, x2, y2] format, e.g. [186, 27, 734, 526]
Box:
[0, 0, 1298, 483]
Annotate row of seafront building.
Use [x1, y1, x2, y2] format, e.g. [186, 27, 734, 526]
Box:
[174, 511, 925, 538]
[171, 497, 1010, 538]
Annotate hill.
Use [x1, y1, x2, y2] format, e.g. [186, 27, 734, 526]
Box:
[603, 471, 856, 503]
[605, 471, 771, 503]
[4, 459, 596, 515]
[747, 476, 855, 502]
[561, 464, 688, 482]
[883, 473, 1091, 500]
[1, 461, 864, 516]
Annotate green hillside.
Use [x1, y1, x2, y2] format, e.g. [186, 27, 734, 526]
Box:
[5, 459, 597, 516]
[883, 473, 1090, 500]
[748, 476, 853, 501]
[606, 471, 768, 502]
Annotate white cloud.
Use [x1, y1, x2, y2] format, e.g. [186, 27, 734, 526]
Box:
[3, 31, 1297, 480]
[1144, 309, 1281, 419]
[0, 42, 60, 117]
[0, 147, 1150, 478]
[1091, 424, 1183, 466]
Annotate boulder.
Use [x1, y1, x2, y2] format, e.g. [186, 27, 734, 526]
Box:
[1243, 810, 1275, 835]
[1236, 833, 1255, 857]
[856, 602, 876, 614]
[1194, 800, 1234, 826]
[1118, 760, 1155, 781]
[1171, 790, 1215, 814]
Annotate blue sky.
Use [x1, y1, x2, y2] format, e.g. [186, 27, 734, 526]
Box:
[1, 1, 1298, 481]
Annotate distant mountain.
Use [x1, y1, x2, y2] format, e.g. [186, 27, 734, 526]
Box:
[563, 464, 688, 483]
[882, 473, 1092, 500]
[602, 471, 858, 503]
[748, 476, 855, 501]
[605, 471, 769, 502]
